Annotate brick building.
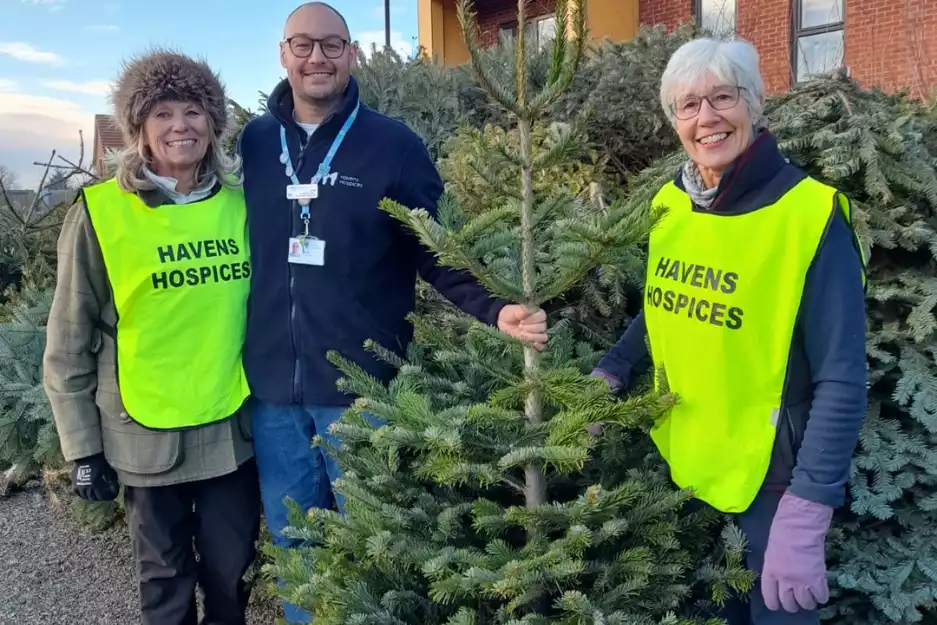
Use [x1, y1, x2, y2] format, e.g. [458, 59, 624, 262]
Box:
[92, 114, 124, 177]
[418, 0, 937, 98]
[418, 0, 640, 67]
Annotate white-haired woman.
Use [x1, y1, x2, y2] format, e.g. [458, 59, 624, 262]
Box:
[592, 37, 867, 624]
[43, 49, 258, 625]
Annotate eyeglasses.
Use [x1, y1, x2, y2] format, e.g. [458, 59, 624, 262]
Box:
[671, 85, 744, 120]
[284, 35, 348, 59]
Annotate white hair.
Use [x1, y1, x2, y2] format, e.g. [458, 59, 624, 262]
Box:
[659, 37, 766, 129]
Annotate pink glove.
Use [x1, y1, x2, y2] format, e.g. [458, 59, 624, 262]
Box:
[761, 491, 833, 613]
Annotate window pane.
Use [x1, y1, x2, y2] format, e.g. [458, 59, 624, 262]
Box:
[801, 0, 843, 28]
[498, 25, 516, 45]
[796, 29, 844, 82]
[503, 16, 556, 50]
[538, 16, 556, 45]
[700, 0, 736, 38]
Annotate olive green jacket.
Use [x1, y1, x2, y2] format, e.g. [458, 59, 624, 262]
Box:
[42, 185, 254, 488]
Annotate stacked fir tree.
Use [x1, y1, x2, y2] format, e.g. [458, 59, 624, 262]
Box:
[265, 2, 754, 623]
[0, 284, 57, 494]
[771, 74, 937, 625]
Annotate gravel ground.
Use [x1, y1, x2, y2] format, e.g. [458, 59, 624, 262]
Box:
[0, 484, 280, 625]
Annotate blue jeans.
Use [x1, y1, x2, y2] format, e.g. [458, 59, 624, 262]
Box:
[250, 400, 348, 624]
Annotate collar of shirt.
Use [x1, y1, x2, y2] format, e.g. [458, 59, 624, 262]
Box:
[142, 166, 217, 205]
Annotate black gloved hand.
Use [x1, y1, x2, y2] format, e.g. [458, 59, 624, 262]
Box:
[71, 453, 120, 501]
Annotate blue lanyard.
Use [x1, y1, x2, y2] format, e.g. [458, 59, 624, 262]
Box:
[279, 100, 359, 226]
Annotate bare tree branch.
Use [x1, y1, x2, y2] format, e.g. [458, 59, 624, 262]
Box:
[0, 129, 97, 288]
[0, 165, 17, 190]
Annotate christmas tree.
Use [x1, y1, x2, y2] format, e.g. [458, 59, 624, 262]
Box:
[0, 283, 57, 494]
[553, 23, 696, 180]
[264, 2, 754, 623]
[774, 74, 937, 625]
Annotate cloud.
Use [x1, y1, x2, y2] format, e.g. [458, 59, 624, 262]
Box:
[83, 24, 119, 32]
[44, 80, 113, 96]
[21, 0, 67, 11]
[0, 42, 64, 66]
[355, 29, 414, 59]
[0, 90, 95, 189]
[0, 79, 17, 92]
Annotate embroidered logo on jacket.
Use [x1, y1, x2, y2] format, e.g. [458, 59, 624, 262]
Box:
[319, 171, 363, 189]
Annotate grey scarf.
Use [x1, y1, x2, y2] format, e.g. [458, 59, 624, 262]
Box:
[681, 160, 719, 209]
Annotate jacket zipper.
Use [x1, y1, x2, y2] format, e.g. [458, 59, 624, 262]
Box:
[283, 109, 336, 405]
[287, 131, 309, 405]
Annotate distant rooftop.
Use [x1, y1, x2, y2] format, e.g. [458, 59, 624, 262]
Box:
[94, 114, 124, 152]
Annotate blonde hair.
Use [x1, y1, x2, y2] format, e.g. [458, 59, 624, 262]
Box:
[111, 108, 242, 192]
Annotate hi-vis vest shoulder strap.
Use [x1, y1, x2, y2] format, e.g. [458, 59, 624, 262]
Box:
[82, 178, 251, 430]
[643, 176, 866, 513]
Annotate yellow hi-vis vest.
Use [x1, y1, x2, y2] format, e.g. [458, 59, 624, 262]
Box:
[82, 178, 251, 431]
[643, 176, 865, 513]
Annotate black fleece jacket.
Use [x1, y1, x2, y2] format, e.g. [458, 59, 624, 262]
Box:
[238, 76, 506, 406]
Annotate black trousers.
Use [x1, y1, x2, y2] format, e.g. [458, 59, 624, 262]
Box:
[123, 458, 261, 625]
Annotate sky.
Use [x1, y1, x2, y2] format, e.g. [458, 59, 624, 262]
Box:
[0, 0, 418, 189]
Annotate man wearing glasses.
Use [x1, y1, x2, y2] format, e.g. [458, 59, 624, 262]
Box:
[237, 3, 548, 621]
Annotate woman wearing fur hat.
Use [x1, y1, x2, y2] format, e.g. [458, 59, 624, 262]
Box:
[42, 48, 259, 625]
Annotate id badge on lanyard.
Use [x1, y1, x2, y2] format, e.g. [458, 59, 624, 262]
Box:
[280, 101, 359, 267]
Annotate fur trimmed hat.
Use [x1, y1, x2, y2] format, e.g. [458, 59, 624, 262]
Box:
[110, 48, 228, 143]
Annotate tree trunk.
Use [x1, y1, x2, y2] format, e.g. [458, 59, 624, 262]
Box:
[518, 114, 546, 509]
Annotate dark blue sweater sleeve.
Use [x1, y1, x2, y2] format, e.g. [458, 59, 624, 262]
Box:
[788, 208, 868, 508]
[391, 136, 507, 326]
[594, 311, 649, 389]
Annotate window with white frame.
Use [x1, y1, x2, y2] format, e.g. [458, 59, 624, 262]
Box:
[695, 0, 736, 39]
[793, 0, 845, 83]
[499, 14, 557, 50]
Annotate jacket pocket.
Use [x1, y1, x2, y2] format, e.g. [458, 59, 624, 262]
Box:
[342, 297, 403, 352]
[764, 400, 810, 487]
[89, 327, 103, 355]
[100, 411, 183, 475]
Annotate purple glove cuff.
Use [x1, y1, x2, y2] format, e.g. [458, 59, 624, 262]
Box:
[776, 491, 834, 526]
[590, 368, 622, 392]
